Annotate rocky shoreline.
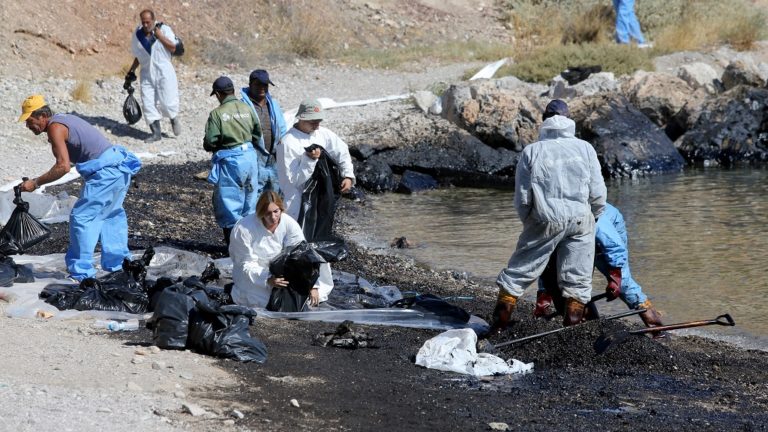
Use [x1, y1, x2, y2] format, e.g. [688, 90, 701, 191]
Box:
[12, 161, 765, 431]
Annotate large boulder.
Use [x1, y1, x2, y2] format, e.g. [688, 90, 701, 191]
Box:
[351, 113, 520, 189]
[570, 95, 685, 177]
[441, 79, 540, 151]
[675, 86, 768, 166]
[621, 71, 701, 139]
[721, 60, 765, 91]
[676, 62, 723, 94]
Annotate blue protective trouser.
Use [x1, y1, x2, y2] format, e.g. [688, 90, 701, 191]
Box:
[208, 143, 260, 229]
[613, 0, 645, 44]
[67, 146, 141, 280]
[258, 152, 280, 195]
[537, 249, 649, 309]
[594, 254, 647, 309]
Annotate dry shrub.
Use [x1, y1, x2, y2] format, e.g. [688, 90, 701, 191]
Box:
[561, 4, 615, 45]
[267, 0, 341, 58]
[71, 80, 92, 103]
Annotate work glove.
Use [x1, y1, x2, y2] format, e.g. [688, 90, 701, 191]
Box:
[487, 292, 517, 336]
[123, 71, 137, 90]
[605, 267, 622, 301]
[532, 291, 553, 318]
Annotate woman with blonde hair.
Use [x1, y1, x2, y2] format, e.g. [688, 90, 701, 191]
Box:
[229, 190, 333, 308]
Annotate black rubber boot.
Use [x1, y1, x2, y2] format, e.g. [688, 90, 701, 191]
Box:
[145, 120, 161, 143]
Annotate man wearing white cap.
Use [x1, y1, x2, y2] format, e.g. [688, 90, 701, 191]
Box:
[277, 99, 355, 221]
[277, 99, 355, 305]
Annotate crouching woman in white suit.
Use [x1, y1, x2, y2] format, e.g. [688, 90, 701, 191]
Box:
[229, 190, 333, 308]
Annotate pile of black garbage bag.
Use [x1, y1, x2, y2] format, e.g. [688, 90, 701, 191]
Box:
[147, 271, 267, 363]
[40, 247, 156, 314]
[39, 246, 266, 363]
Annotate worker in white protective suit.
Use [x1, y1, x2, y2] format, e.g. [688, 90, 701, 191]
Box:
[229, 190, 333, 308]
[490, 99, 607, 334]
[124, 8, 180, 143]
[277, 98, 355, 219]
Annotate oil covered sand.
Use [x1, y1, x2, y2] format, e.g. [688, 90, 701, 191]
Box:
[35, 161, 768, 432]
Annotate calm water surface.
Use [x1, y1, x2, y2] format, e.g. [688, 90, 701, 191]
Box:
[350, 168, 768, 344]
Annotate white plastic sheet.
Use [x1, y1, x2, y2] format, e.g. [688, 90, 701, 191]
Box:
[469, 58, 509, 81]
[415, 328, 533, 376]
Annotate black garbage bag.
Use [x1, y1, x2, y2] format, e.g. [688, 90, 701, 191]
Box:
[309, 237, 348, 263]
[0, 184, 51, 255]
[39, 282, 85, 310]
[188, 298, 267, 363]
[40, 248, 154, 313]
[297, 148, 342, 241]
[560, 65, 602, 85]
[391, 294, 471, 325]
[0, 255, 34, 287]
[147, 283, 199, 349]
[266, 241, 326, 312]
[71, 276, 149, 313]
[122, 86, 142, 125]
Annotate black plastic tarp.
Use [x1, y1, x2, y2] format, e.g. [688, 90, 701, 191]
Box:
[297, 148, 342, 242]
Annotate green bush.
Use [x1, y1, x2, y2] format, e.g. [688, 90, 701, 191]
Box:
[504, 43, 654, 83]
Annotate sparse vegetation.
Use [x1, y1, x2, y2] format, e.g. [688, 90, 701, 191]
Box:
[495, 0, 767, 83]
[338, 40, 513, 70]
[71, 80, 92, 103]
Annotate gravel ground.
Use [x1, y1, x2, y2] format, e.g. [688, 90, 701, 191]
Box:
[0, 60, 476, 183]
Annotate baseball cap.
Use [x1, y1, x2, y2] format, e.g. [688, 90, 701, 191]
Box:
[249, 69, 275, 86]
[210, 76, 234, 96]
[18, 95, 47, 122]
[543, 99, 569, 120]
[296, 99, 325, 121]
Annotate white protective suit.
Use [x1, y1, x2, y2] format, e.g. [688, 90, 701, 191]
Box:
[496, 115, 607, 304]
[229, 213, 333, 308]
[277, 125, 356, 219]
[131, 23, 179, 125]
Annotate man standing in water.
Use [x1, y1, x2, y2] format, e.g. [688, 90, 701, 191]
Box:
[491, 99, 607, 333]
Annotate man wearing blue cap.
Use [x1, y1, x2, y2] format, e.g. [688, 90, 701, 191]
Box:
[240, 69, 287, 193]
[204, 76, 262, 246]
[490, 99, 607, 333]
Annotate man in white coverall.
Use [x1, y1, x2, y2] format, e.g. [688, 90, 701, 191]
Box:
[277, 99, 356, 304]
[490, 99, 607, 333]
[277, 99, 355, 219]
[124, 9, 180, 142]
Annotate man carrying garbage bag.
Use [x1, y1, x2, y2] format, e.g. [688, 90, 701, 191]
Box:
[204, 76, 262, 246]
[491, 99, 607, 333]
[18, 95, 141, 282]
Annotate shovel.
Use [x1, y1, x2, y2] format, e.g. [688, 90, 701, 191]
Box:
[593, 313, 736, 354]
[494, 307, 646, 349]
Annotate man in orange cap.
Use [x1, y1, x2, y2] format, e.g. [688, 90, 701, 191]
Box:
[18, 95, 141, 281]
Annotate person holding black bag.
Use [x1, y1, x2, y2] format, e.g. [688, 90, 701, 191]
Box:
[124, 9, 181, 142]
[229, 190, 333, 309]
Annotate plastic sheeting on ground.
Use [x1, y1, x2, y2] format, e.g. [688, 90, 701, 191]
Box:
[415, 328, 533, 376]
[2, 247, 486, 332]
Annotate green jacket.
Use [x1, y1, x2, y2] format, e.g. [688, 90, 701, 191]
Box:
[203, 95, 262, 152]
